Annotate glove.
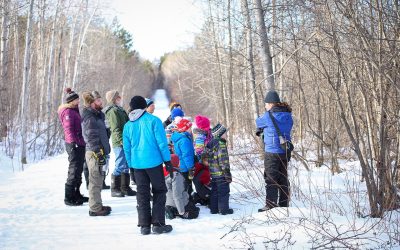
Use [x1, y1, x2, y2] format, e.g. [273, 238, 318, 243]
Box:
[255, 128, 263, 137]
[188, 168, 195, 180]
[164, 161, 174, 178]
[94, 150, 106, 166]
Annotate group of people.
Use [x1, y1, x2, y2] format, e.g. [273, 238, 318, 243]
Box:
[58, 87, 293, 235]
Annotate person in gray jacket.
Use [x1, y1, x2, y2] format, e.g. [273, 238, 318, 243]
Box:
[82, 91, 112, 216]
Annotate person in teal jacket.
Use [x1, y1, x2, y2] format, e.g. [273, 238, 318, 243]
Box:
[122, 96, 173, 235]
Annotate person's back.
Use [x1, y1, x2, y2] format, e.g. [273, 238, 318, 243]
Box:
[123, 111, 170, 168]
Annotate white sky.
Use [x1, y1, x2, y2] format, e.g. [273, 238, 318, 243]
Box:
[108, 0, 205, 61]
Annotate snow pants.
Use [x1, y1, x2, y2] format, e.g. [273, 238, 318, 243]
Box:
[264, 152, 290, 208]
[209, 176, 230, 213]
[65, 143, 85, 188]
[86, 151, 104, 213]
[134, 165, 167, 227]
[165, 172, 189, 214]
[112, 146, 129, 176]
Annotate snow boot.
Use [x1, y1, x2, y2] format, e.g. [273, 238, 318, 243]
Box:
[121, 173, 136, 196]
[111, 174, 124, 197]
[165, 206, 178, 219]
[258, 205, 276, 212]
[152, 223, 173, 234]
[220, 208, 234, 215]
[89, 207, 111, 216]
[64, 184, 83, 206]
[75, 183, 89, 203]
[141, 226, 151, 235]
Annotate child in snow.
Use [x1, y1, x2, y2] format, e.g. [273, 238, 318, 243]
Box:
[164, 151, 199, 219]
[204, 123, 233, 215]
[192, 160, 211, 206]
[193, 115, 212, 161]
[171, 118, 196, 200]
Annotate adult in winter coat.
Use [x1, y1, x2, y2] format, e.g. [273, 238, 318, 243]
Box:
[58, 88, 88, 206]
[82, 91, 112, 216]
[164, 154, 199, 220]
[104, 90, 136, 198]
[162, 102, 182, 128]
[123, 96, 173, 235]
[145, 98, 155, 114]
[171, 118, 195, 199]
[255, 90, 293, 212]
[205, 123, 233, 215]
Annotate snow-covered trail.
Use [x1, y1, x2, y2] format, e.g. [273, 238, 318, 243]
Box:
[0, 90, 250, 250]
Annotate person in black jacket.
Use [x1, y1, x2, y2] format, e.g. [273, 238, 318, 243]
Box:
[82, 91, 112, 216]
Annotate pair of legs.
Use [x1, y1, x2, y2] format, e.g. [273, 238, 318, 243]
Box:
[209, 176, 231, 214]
[64, 143, 86, 205]
[263, 152, 290, 208]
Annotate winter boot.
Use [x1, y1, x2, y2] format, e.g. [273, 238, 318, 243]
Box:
[121, 173, 136, 196]
[102, 176, 110, 190]
[220, 208, 234, 215]
[165, 206, 178, 219]
[140, 226, 151, 235]
[64, 184, 83, 206]
[152, 223, 173, 234]
[75, 183, 89, 203]
[111, 174, 124, 198]
[89, 207, 111, 216]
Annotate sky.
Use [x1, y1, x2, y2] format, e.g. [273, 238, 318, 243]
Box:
[108, 0, 205, 61]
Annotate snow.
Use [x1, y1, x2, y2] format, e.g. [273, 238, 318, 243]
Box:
[0, 89, 399, 249]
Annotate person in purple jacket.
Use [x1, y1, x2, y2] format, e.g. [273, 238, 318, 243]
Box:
[58, 88, 88, 206]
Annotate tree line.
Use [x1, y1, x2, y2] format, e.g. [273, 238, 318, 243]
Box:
[0, 0, 155, 164]
[161, 0, 400, 217]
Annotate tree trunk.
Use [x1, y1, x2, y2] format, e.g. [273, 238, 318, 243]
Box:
[21, 0, 35, 165]
[252, 0, 275, 91]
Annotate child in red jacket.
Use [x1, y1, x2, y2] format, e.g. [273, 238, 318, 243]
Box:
[192, 160, 211, 206]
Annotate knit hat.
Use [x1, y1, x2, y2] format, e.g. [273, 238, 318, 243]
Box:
[264, 90, 280, 103]
[211, 123, 227, 138]
[176, 118, 192, 132]
[145, 98, 154, 107]
[105, 90, 119, 104]
[82, 91, 95, 106]
[64, 88, 79, 103]
[129, 96, 147, 110]
[171, 108, 185, 121]
[195, 115, 210, 131]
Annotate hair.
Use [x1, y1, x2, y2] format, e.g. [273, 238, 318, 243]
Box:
[272, 102, 292, 112]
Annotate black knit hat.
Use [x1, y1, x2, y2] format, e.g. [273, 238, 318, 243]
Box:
[129, 96, 147, 110]
[64, 88, 79, 103]
[211, 123, 227, 138]
[264, 90, 280, 103]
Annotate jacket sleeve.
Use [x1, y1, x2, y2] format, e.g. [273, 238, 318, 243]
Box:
[82, 116, 101, 153]
[180, 137, 194, 170]
[256, 113, 268, 129]
[194, 133, 206, 156]
[154, 118, 171, 162]
[107, 108, 123, 146]
[123, 123, 132, 167]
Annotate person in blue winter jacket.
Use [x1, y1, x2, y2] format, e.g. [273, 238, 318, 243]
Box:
[122, 96, 173, 235]
[256, 90, 293, 212]
[170, 118, 195, 198]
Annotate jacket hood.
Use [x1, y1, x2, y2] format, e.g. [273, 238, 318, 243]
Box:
[129, 109, 146, 122]
[171, 131, 191, 143]
[58, 103, 78, 113]
[269, 106, 292, 124]
[82, 107, 100, 120]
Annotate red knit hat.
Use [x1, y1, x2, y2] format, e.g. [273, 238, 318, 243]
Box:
[176, 118, 192, 132]
[195, 115, 210, 131]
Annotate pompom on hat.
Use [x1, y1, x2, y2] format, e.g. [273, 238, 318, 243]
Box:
[64, 88, 79, 103]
